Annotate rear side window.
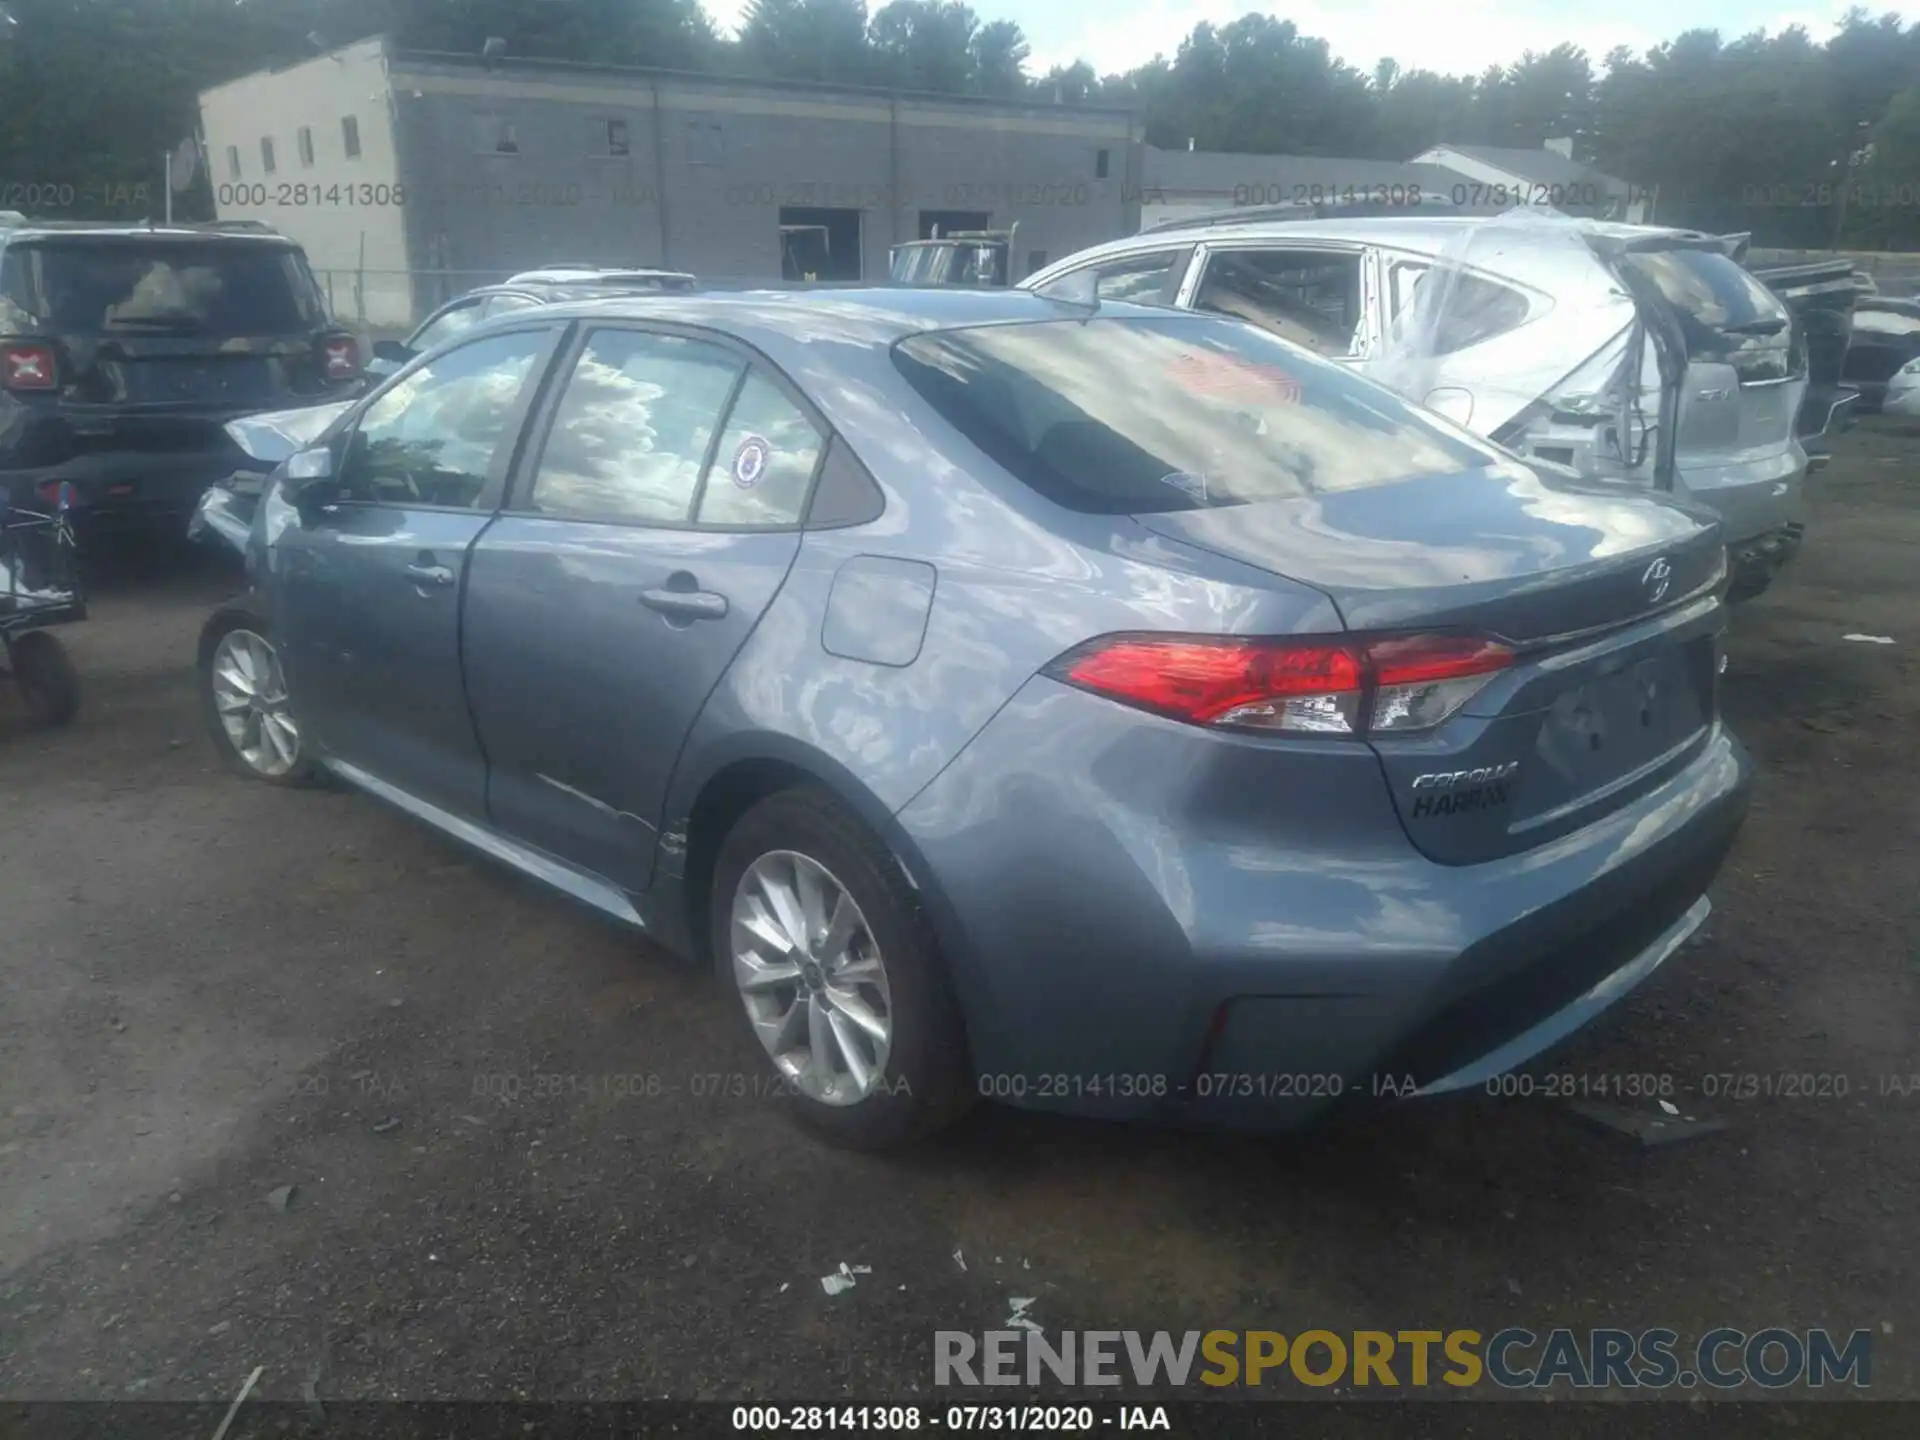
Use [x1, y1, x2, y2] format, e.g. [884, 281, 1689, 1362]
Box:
[694, 370, 825, 528]
[527, 328, 743, 524]
[0, 241, 325, 336]
[893, 316, 1499, 515]
[1390, 262, 1533, 354]
[1623, 249, 1795, 376]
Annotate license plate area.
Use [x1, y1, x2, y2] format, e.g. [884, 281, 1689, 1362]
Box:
[125, 359, 272, 404]
[1520, 643, 1710, 811]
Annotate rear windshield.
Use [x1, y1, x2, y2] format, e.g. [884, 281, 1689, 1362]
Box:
[892, 315, 1500, 514]
[0, 240, 326, 336]
[1623, 249, 1794, 370]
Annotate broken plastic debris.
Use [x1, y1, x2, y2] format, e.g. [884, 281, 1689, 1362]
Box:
[1007, 1297, 1041, 1333]
[779, 1282, 790, 1293]
[820, 1262, 869, 1296]
[266, 1184, 297, 1213]
[953, 1248, 967, 1272]
[1568, 1100, 1728, 1147]
[1658, 1098, 1680, 1116]
[371, 1117, 401, 1134]
[1842, 634, 1895, 645]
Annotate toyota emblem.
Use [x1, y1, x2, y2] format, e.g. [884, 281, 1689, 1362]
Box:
[1642, 556, 1673, 604]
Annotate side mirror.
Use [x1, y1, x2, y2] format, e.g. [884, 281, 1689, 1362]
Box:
[281, 445, 335, 501]
[371, 339, 413, 365]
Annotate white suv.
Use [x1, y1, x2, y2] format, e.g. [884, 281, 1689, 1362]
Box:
[1023, 214, 1812, 600]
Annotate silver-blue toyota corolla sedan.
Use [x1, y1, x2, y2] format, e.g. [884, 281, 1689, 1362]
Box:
[196, 288, 1751, 1148]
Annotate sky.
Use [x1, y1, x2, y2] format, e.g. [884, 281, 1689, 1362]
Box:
[699, 0, 1920, 79]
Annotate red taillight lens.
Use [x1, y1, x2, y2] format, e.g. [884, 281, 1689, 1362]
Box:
[1049, 633, 1513, 736]
[1367, 634, 1513, 733]
[2, 342, 57, 391]
[321, 334, 361, 381]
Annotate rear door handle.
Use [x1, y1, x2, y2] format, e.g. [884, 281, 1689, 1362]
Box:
[640, 587, 728, 621]
[405, 562, 456, 588]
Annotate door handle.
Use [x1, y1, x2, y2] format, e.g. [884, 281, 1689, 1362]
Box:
[405, 562, 456, 588]
[640, 587, 728, 621]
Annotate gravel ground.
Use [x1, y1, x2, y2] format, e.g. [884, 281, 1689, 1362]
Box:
[0, 428, 1914, 1419]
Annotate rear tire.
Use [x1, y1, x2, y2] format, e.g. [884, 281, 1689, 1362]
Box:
[10, 630, 80, 727]
[198, 609, 319, 786]
[710, 787, 973, 1149]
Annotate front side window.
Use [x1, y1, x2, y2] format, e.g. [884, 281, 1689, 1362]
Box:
[1193, 248, 1363, 356]
[1036, 250, 1187, 306]
[481, 293, 541, 320]
[408, 298, 486, 352]
[526, 329, 744, 524]
[894, 315, 1499, 515]
[338, 330, 549, 508]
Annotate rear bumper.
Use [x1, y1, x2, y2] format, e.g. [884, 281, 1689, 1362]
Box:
[1884, 379, 1920, 418]
[2, 449, 241, 525]
[895, 680, 1753, 1130]
[1726, 523, 1805, 603]
[1673, 444, 1804, 549]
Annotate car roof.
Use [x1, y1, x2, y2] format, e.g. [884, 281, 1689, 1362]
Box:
[505, 266, 697, 286]
[1044, 213, 1714, 267]
[0, 219, 299, 247]
[528, 285, 1150, 343]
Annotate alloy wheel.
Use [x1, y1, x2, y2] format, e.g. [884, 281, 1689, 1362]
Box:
[209, 628, 301, 778]
[729, 850, 893, 1106]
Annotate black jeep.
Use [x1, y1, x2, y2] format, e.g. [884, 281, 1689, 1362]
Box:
[0, 217, 363, 537]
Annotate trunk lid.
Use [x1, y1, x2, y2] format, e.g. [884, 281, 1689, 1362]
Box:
[1132, 464, 1727, 863]
[1620, 246, 1807, 469]
[1130, 460, 1724, 641]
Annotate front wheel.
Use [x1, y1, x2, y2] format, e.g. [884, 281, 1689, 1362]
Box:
[711, 788, 973, 1148]
[198, 611, 318, 785]
[10, 630, 81, 727]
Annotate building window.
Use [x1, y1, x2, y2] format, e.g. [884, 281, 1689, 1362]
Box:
[342, 115, 361, 159]
[685, 116, 725, 165]
[607, 119, 630, 157]
[1096, 148, 1110, 180]
[297, 126, 315, 167]
[226, 145, 241, 180]
[260, 137, 276, 174]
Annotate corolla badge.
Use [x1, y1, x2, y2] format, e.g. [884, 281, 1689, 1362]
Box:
[1642, 556, 1673, 604]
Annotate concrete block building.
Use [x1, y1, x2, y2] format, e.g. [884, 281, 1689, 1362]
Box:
[199, 36, 1143, 326]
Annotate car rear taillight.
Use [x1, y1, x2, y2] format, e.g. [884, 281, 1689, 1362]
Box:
[321, 333, 361, 381]
[1046, 633, 1513, 736]
[2, 341, 57, 391]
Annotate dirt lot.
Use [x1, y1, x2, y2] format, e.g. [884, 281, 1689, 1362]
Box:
[0, 428, 1915, 1419]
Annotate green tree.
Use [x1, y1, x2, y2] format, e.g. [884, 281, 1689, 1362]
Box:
[737, 0, 872, 85]
[867, 0, 975, 94]
[967, 18, 1028, 97]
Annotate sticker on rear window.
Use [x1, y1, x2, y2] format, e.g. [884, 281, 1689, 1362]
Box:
[731, 434, 771, 489]
[1168, 350, 1302, 403]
